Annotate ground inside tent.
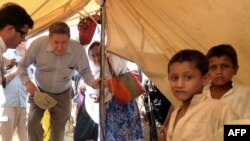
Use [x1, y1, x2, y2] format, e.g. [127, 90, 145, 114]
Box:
[11, 118, 164, 141]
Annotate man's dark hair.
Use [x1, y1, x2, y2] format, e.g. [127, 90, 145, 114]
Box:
[168, 49, 209, 76]
[49, 22, 70, 38]
[0, 2, 34, 29]
[206, 44, 238, 68]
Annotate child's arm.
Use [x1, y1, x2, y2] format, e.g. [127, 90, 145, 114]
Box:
[160, 104, 175, 141]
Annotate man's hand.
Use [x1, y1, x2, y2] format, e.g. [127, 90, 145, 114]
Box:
[25, 80, 37, 95]
[4, 59, 17, 71]
[92, 78, 103, 89]
[79, 82, 86, 94]
[10, 59, 18, 66]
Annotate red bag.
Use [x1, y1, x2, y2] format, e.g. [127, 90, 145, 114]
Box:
[78, 15, 100, 45]
[107, 59, 145, 104]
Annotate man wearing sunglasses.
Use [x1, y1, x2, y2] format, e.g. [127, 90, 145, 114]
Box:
[0, 2, 33, 83]
[0, 2, 33, 52]
[0, 2, 33, 141]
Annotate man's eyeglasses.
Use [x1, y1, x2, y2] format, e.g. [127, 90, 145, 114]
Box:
[14, 27, 27, 38]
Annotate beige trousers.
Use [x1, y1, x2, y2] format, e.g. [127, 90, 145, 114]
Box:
[0, 107, 28, 141]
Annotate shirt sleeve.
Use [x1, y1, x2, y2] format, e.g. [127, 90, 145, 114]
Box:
[76, 46, 95, 87]
[17, 41, 36, 86]
[108, 53, 128, 76]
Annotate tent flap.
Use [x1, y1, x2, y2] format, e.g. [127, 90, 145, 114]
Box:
[106, 0, 250, 106]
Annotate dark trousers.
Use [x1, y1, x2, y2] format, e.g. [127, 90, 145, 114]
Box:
[73, 102, 98, 141]
[28, 88, 72, 141]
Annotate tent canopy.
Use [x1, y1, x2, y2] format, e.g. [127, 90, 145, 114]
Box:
[1, 0, 250, 106]
[0, 0, 98, 37]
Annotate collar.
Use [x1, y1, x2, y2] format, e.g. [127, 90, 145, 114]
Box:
[176, 93, 207, 110]
[204, 81, 236, 98]
[13, 49, 21, 56]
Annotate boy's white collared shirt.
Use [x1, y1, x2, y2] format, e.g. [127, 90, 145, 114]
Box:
[167, 93, 238, 141]
[204, 82, 250, 119]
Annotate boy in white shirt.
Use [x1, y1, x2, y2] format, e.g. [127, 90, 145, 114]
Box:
[205, 44, 250, 119]
[166, 49, 237, 141]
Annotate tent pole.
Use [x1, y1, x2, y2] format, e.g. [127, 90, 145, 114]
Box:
[99, 0, 106, 141]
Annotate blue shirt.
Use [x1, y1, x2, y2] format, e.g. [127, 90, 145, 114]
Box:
[1, 49, 32, 107]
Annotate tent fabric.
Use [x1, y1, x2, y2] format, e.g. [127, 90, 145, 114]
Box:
[105, 0, 250, 106]
[0, 0, 91, 37]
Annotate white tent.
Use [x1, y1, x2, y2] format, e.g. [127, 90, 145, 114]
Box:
[1, 0, 250, 106]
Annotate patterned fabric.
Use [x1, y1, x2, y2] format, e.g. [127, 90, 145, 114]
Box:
[104, 98, 143, 141]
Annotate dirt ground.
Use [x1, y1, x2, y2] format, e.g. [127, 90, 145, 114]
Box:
[10, 119, 164, 141]
[10, 97, 165, 141]
[63, 119, 164, 141]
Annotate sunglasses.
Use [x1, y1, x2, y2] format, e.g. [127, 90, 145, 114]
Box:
[14, 27, 27, 38]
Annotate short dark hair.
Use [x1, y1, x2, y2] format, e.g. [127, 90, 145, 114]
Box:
[168, 49, 208, 76]
[206, 44, 238, 68]
[0, 2, 34, 29]
[49, 22, 70, 38]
